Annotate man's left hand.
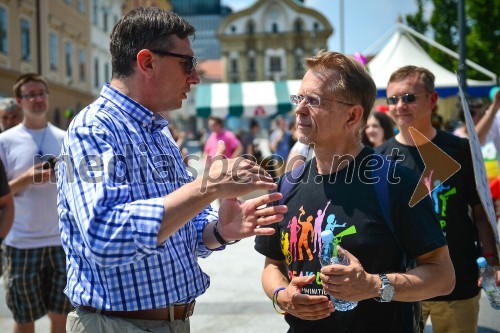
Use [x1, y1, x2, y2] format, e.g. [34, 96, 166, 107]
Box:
[319, 246, 378, 301]
[217, 192, 287, 241]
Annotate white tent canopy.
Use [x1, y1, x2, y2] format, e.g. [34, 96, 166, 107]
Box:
[367, 25, 496, 98]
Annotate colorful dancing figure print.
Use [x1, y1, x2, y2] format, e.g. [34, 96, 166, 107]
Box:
[288, 216, 300, 261]
[313, 201, 331, 253]
[297, 206, 314, 261]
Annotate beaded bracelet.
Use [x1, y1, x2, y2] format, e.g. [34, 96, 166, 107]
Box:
[272, 287, 287, 315]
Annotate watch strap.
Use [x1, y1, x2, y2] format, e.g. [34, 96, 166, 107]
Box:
[213, 221, 240, 246]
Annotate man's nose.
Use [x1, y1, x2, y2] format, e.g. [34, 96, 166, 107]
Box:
[294, 102, 309, 115]
[189, 68, 201, 84]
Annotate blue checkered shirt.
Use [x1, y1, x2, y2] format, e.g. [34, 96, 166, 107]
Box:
[57, 84, 218, 310]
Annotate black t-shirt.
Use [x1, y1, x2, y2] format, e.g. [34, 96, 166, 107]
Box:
[377, 130, 481, 301]
[0, 159, 10, 197]
[255, 147, 446, 333]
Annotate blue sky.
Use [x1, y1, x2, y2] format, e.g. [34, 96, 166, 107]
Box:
[221, 0, 429, 55]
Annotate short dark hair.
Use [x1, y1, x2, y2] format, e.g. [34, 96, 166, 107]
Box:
[13, 73, 49, 98]
[388, 66, 435, 93]
[208, 116, 223, 126]
[110, 7, 196, 78]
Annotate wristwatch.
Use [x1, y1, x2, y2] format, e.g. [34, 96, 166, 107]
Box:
[377, 274, 395, 302]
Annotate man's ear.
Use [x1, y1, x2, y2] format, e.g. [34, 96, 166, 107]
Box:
[136, 49, 156, 78]
[430, 91, 439, 108]
[345, 105, 364, 129]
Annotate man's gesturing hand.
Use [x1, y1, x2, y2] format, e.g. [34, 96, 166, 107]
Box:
[217, 192, 287, 241]
[201, 140, 276, 198]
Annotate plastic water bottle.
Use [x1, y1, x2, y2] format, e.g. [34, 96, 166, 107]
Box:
[320, 230, 357, 311]
[477, 257, 500, 310]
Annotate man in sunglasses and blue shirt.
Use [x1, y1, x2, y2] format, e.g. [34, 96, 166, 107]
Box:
[57, 7, 286, 333]
[377, 66, 500, 333]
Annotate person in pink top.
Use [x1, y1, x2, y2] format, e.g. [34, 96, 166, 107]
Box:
[203, 116, 243, 162]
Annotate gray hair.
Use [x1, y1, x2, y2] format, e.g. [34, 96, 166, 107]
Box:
[0, 98, 21, 113]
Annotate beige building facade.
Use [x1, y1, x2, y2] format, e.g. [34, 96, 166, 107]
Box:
[218, 0, 332, 83]
[0, 0, 94, 129]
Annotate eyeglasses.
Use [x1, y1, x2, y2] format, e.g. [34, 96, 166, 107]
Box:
[21, 92, 49, 101]
[386, 93, 429, 105]
[290, 94, 354, 107]
[149, 50, 198, 74]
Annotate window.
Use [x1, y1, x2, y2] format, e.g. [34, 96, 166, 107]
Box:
[248, 57, 255, 72]
[92, 0, 98, 25]
[65, 41, 73, 77]
[0, 7, 7, 54]
[295, 56, 302, 70]
[247, 22, 254, 35]
[49, 33, 58, 70]
[64, 0, 72, 4]
[313, 22, 319, 32]
[78, 0, 85, 14]
[272, 23, 278, 33]
[103, 10, 109, 32]
[230, 59, 238, 73]
[94, 58, 99, 88]
[294, 20, 302, 33]
[20, 18, 30, 61]
[270, 57, 281, 72]
[230, 25, 236, 33]
[104, 62, 110, 83]
[79, 49, 86, 81]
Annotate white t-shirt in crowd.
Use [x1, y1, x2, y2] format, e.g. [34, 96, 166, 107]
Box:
[0, 123, 65, 249]
[290, 141, 315, 160]
[486, 112, 500, 169]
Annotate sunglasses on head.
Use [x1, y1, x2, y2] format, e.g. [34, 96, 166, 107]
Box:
[149, 50, 198, 74]
[386, 93, 428, 105]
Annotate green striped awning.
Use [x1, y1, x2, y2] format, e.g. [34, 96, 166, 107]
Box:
[195, 80, 302, 118]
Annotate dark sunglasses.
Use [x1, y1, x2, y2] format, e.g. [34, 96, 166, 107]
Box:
[386, 93, 428, 105]
[149, 50, 198, 74]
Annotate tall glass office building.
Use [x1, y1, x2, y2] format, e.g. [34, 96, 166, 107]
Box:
[171, 0, 232, 60]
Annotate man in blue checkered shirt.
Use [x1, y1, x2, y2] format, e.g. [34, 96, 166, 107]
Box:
[57, 7, 286, 333]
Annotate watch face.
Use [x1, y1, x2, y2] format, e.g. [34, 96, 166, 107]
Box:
[381, 284, 395, 301]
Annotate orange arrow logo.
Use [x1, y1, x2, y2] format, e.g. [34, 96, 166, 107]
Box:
[408, 127, 461, 207]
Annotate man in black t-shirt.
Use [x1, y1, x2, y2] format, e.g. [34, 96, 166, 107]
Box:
[376, 66, 500, 333]
[255, 52, 455, 333]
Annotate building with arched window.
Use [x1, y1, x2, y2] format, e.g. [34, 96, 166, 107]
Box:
[218, 0, 332, 82]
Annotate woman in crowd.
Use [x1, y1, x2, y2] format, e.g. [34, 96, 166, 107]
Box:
[362, 111, 395, 148]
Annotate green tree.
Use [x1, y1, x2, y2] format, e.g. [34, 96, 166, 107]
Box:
[405, 0, 499, 81]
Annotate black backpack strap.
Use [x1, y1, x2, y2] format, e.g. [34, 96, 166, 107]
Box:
[373, 155, 422, 333]
[372, 156, 413, 269]
[278, 160, 310, 205]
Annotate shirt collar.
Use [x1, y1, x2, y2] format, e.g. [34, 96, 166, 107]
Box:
[100, 84, 169, 131]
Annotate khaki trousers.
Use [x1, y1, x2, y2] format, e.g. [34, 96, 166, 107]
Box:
[422, 293, 480, 333]
[66, 307, 190, 333]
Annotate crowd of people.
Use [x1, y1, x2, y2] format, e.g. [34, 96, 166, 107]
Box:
[0, 6, 497, 333]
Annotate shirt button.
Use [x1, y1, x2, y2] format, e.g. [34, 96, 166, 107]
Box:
[142, 121, 147, 127]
